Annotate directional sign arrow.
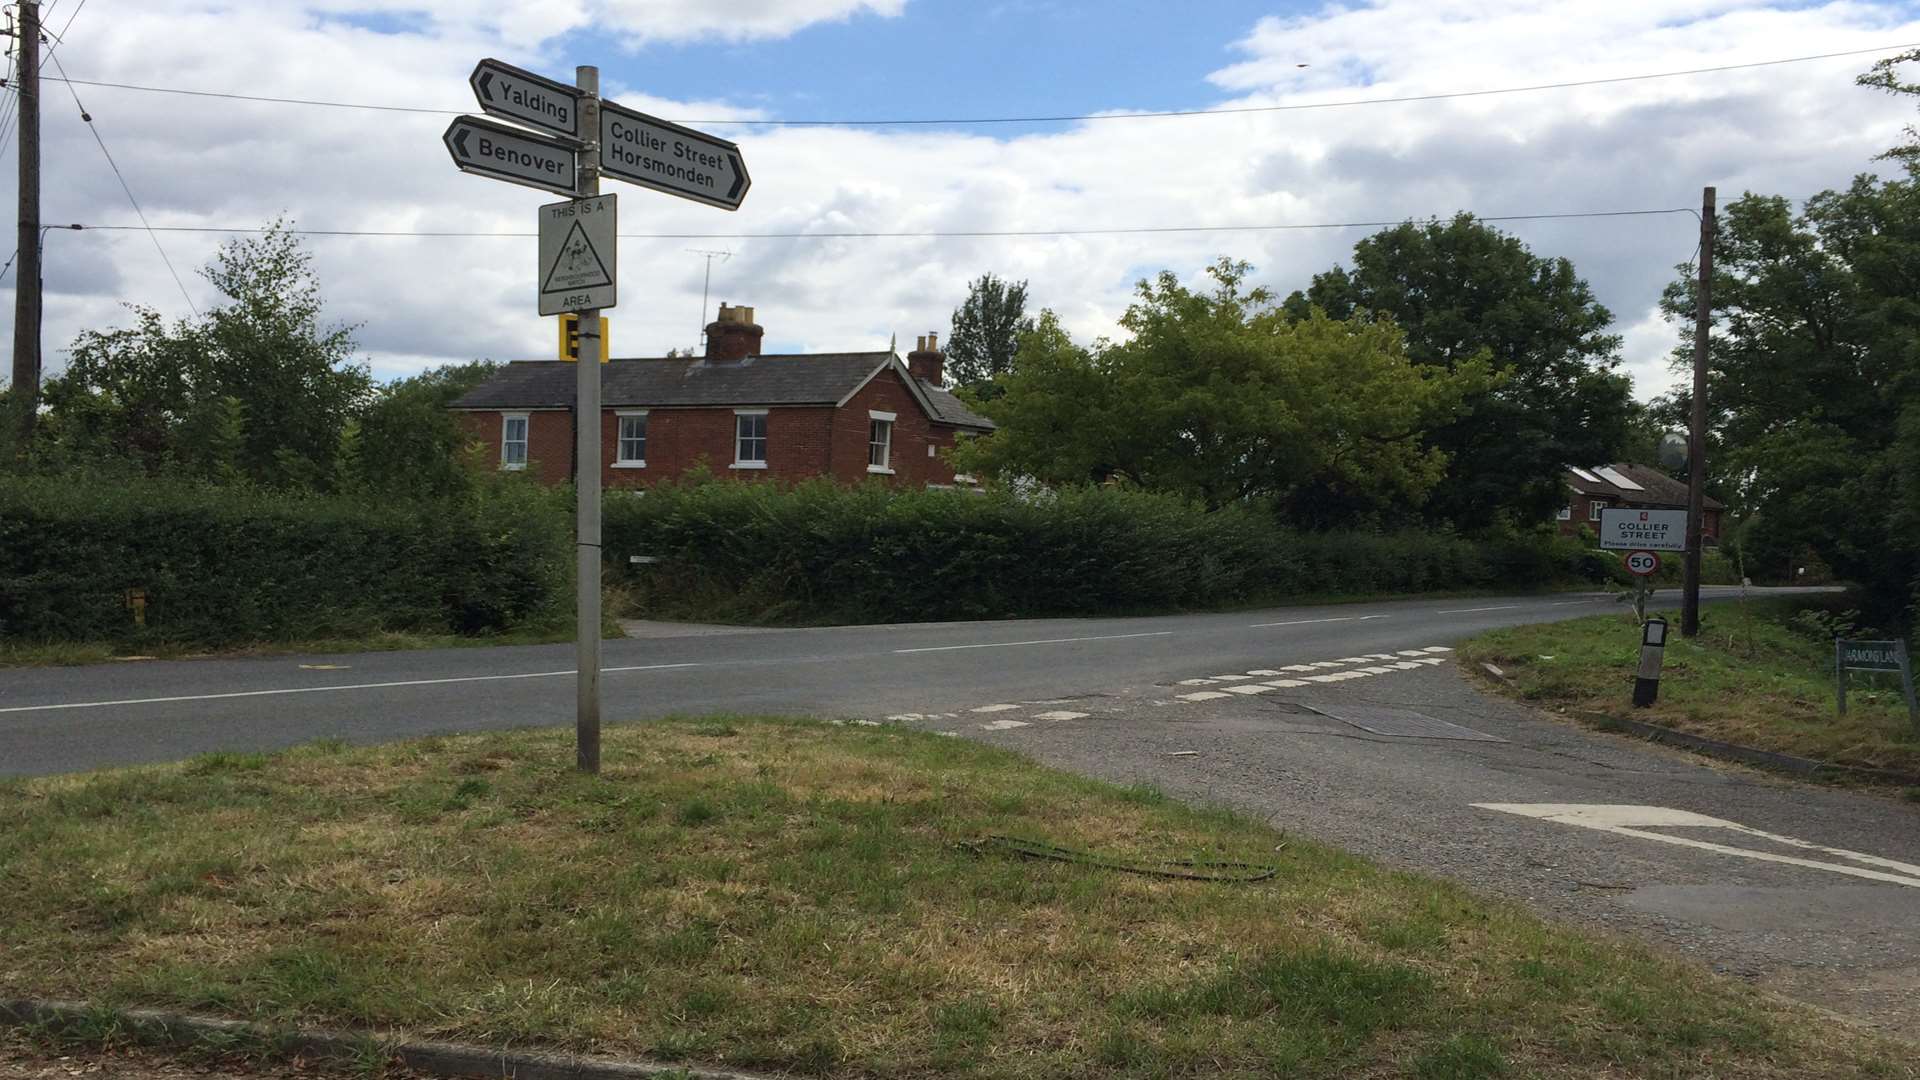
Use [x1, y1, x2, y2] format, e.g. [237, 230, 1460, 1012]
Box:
[470, 58, 580, 138]
[597, 100, 750, 211]
[444, 115, 579, 198]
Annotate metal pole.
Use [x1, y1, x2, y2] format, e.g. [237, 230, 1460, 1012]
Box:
[9, 0, 39, 455]
[1682, 186, 1714, 637]
[1835, 639, 1847, 717]
[574, 66, 603, 774]
[1898, 639, 1917, 731]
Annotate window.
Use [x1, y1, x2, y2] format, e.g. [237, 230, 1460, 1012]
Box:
[615, 411, 647, 467]
[867, 410, 894, 473]
[501, 413, 528, 469]
[1589, 500, 1607, 521]
[733, 409, 767, 468]
[1556, 506, 1572, 521]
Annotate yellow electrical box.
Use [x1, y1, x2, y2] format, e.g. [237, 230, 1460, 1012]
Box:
[558, 314, 610, 363]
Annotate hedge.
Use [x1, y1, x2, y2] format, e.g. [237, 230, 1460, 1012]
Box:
[0, 476, 570, 647]
[603, 478, 1610, 625]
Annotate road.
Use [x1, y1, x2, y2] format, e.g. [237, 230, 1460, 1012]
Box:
[5, 583, 1916, 1031]
[4, 586, 1777, 777]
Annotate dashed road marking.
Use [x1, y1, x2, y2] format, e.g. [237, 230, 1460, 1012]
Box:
[1034, 710, 1089, 720]
[1226, 684, 1275, 695]
[895, 631, 1174, 654]
[1263, 679, 1309, 688]
[1211, 674, 1255, 681]
[1474, 803, 1920, 888]
[1179, 691, 1233, 702]
[1422, 646, 1454, 653]
[1438, 605, 1519, 615]
[970, 704, 1020, 713]
[1177, 678, 1218, 686]
[979, 719, 1029, 731]
[1247, 669, 1284, 676]
[1248, 614, 1390, 628]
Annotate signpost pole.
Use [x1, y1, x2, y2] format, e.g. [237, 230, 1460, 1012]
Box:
[1682, 186, 1715, 638]
[574, 66, 602, 775]
[1835, 639, 1848, 717]
[1898, 639, 1918, 730]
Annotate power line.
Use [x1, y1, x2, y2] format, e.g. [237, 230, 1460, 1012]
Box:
[46, 49, 196, 314]
[64, 206, 1700, 242]
[41, 42, 1920, 127]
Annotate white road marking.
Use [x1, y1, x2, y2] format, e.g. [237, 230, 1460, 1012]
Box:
[0, 663, 701, 716]
[1179, 691, 1232, 702]
[894, 631, 1173, 654]
[1336, 656, 1373, 664]
[1474, 803, 1920, 888]
[1210, 674, 1254, 681]
[1422, 646, 1454, 653]
[1414, 657, 1447, 666]
[1226, 684, 1274, 695]
[886, 714, 924, 722]
[1247, 669, 1284, 676]
[979, 719, 1029, 731]
[1437, 605, 1520, 614]
[1247, 614, 1388, 628]
[1034, 710, 1089, 720]
[969, 704, 1020, 713]
[1392, 661, 1422, 670]
[1282, 664, 1316, 673]
[1360, 666, 1397, 674]
[1176, 678, 1218, 686]
[1263, 679, 1309, 688]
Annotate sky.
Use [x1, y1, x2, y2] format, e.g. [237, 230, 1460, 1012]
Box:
[4, 0, 1920, 400]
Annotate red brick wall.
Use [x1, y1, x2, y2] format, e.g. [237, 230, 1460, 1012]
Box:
[455, 369, 982, 490]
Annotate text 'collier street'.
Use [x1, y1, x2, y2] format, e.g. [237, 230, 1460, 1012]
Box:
[443, 115, 579, 198]
[599, 100, 749, 211]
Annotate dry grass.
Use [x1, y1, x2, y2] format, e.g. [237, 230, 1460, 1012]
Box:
[1460, 600, 1920, 775]
[0, 718, 1909, 1079]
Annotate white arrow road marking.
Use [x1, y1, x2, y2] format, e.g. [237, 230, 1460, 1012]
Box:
[1474, 804, 1920, 888]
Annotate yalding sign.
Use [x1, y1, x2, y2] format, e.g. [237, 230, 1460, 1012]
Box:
[598, 101, 750, 211]
[538, 195, 617, 316]
[1598, 507, 1687, 552]
[470, 58, 581, 138]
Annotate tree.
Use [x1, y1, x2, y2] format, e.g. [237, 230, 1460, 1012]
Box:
[344, 360, 500, 498]
[956, 259, 1493, 523]
[946, 273, 1033, 397]
[1657, 177, 1920, 624]
[1284, 214, 1634, 528]
[1859, 49, 1920, 166]
[40, 221, 372, 487]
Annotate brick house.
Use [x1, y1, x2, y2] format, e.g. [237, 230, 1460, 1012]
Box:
[449, 304, 994, 489]
[1556, 462, 1723, 542]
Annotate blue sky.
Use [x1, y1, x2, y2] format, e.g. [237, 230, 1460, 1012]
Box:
[8, 0, 1920, 399]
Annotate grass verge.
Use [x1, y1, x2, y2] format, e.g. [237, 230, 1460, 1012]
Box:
[1459, 599, 1920, 776]
[0, 718, 1906, 1079]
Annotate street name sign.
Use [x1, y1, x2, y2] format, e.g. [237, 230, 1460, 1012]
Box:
[1624, 550, 1661, 577]
[471, 58, 581, 138]
[539, 195, 617, 315]
[599, 100, 750, 210]
[1599, 507, 1687, 552]
[443, 115, 579, 198]
[1835, 638, 1917, 726]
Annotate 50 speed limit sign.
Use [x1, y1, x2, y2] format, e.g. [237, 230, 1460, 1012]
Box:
[1624, 550, 1661, 577]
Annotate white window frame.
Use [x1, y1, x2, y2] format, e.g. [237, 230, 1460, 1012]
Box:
[867, 410, 895, 474]
[1556, 506, 1572, 521]
[731, 408, 768, 469]
[614, 410, 648, 468]
[500, 412, 529, 470]
[1589, 500, 1607, 521]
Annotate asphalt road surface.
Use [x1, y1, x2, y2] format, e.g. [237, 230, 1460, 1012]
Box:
[3, 585, 1795, 777]
[5, 583, 1915, 1031]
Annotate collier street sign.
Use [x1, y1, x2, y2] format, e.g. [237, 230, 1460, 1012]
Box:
[1598, 507, 1687, 552]
[470, 58, 582, 138]
[598, 100, 750, 210]
[539, 195, 617, 316]
[443, 115, 579, 198]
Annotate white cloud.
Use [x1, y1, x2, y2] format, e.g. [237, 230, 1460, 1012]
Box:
[6, 0, 1917, 405]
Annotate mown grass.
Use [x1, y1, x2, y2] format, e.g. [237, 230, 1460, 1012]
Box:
[0, 718, 1906, 1079]
[1460, 600, 1920, 775]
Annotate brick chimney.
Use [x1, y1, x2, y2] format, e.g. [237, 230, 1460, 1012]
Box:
[906, 331, 945, 387]
[704, 303, 763, 363]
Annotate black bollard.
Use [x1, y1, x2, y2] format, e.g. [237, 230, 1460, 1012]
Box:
[1633, 617, 1668, 708]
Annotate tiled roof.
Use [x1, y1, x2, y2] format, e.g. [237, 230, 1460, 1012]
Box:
[450, 352, 994, 431]
[1566, 462, 1723, 511]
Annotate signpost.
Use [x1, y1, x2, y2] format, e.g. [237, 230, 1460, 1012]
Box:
[1624, 550, 1661, 577]
[442, 116, 579, 197]
[446, 58, 749, 774]
[1835, 639, 1918, 727]
[1598, 508, 1688, 553]
[470, 59, 581, 137]
[599, 101, 751, 210]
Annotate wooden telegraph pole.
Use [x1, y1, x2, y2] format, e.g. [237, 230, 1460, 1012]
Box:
[1682, 186, 1715, 638]
[9, 0, 39, 454]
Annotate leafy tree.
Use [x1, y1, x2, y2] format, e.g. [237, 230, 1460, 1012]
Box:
[957, 259, 1493, 522]
[344, 360, 501, 498]
[1859, 49, 1920, 166]
[1284, 214, 1634, 528]
[1658, 177, 1920, 624]
[41, 221, 371, 487]
[946, 273, 1033, 397]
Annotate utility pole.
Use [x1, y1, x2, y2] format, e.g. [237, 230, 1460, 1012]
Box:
[688, 248, 730, 345]
[9, 0, 39, 455]
[1682, 186, 1715, 638]
[574, 65, 603, 774]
